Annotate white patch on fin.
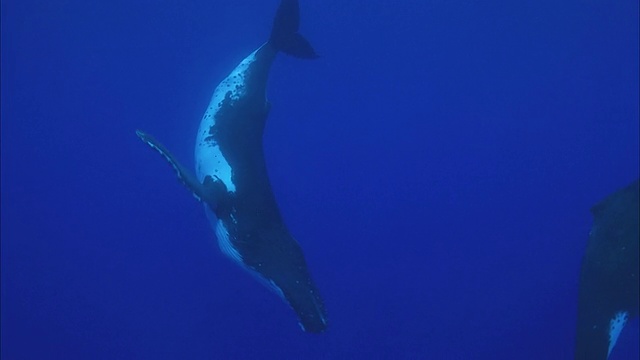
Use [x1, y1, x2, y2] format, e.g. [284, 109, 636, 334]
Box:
[608, 311, 629, 357]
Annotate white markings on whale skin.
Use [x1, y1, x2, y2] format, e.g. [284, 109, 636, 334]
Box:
[252, 276, 286, 302]
[205, 206, 242, 264]
[215, 218, 243, 264]
[195, 49, 261, 192]
[205, 205, 287, 301]
[195, 136, 235, 192]
[194, 47, 293, 312]
[608, 311, 629, 357]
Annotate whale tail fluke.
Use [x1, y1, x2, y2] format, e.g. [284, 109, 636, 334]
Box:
[270, 0, 318, 59]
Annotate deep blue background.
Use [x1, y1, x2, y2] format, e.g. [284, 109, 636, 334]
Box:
[2, 0, 638, 359]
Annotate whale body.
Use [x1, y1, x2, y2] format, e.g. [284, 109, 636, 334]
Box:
[136, 0, 327, 332]
[575, 179, 639, 359]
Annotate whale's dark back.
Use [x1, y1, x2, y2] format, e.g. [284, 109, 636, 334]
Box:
[575, 179, 639, 359]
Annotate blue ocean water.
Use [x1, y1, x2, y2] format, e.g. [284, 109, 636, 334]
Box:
[1, 0, 638, 359]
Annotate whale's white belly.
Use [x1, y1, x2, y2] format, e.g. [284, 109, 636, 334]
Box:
[194, 49, 261, 190]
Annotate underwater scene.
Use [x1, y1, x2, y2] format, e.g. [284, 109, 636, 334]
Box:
[2, 0, 638, 359]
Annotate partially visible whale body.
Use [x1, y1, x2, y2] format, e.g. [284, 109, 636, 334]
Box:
[136, 0, 327, 332]
[575, 179, 639, 359]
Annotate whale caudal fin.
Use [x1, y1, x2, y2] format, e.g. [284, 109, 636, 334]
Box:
[269, 0, 318, 58]
[575, 179, 640, 360]
[136, 130, 226, 208]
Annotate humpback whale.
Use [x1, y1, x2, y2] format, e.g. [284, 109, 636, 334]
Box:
[136, 0, 327, 332]
[575, 179, 639, 359]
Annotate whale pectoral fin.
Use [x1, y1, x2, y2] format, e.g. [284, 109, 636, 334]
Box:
[136, 129, 209, 203]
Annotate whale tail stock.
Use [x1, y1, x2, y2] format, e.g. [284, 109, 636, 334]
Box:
[269, 0, 318, 59]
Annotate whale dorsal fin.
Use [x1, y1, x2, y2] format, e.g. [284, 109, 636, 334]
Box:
[136, 130, 224, 208]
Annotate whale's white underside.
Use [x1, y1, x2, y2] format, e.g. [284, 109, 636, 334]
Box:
[195, 49, 261, 192]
